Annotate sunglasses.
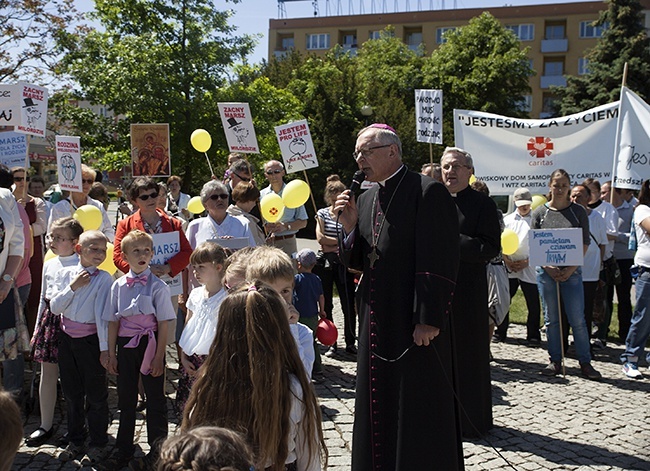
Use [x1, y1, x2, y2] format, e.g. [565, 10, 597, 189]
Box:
[209, 194, 229, 201]
[82, 178, 95, 185]
[13, 176, 29, 182]
[138, 191, 159, 201]
[232, 172, 251, 182]
[265, 169, 283, 175]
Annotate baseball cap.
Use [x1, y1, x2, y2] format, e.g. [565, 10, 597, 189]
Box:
[295, 248, 317, 267]
[513, 188, 533, 207]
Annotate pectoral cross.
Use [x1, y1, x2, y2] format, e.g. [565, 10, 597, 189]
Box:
[368, 247, 379, 268]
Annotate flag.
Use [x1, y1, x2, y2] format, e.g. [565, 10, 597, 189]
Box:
[613, 86, 650, 190]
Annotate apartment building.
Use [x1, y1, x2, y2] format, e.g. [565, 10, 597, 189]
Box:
[269, 1, 650, 118]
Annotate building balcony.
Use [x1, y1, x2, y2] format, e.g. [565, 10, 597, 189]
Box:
[541, 39, 568, 53]
[540, 75, 567, 89]
[273, 49, 293, 59]
[342, 45, 358, 56]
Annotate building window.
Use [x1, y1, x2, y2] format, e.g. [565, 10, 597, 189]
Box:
[405, 28, 423, 51]
[306, 33, 330, 50]
[545, 21, 566, 40]
[544, 58, 564, 76]
[578, 57, 590, 75]
[436, 27, 456, 44]
[516, 95, 533, 113]
[281, 37, 294, 50]
[580, 20, 608, 38]
[369, 30, 381, 40]
[542, 93, 558, 114]
[507, 24, 535, 41]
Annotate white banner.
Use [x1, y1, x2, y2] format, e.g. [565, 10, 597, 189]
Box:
[529, 228, 584, 267]
[152, 232, 182, 296]
[55, 136, 82, 192]
[0, 131, 28, 168]
[415, 89, 443, 144]
[275, 120, 319, 173]
[218, 102, 259, 154]
[613, 86, 650, 190]
[454, 103, 619, 195]
[0, 85, 20, 127]
[15, 83, 48, 137]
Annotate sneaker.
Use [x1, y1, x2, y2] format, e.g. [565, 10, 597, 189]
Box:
[591, 338, 606, 349]
[541, 361, 561, 376]
[580, 362, 602, 380]
[80, 446, 109, 466]
[622, 362, 643, 379]
[491, 334, 505, 343]
[58, 442, 85, 462]
[324, 345, 338, 357]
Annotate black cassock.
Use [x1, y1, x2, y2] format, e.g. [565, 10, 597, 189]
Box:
[346, 167, 464, 471]
[451, 186, 501, 438]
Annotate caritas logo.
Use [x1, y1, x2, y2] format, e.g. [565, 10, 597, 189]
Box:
[528, 137, 554, 158]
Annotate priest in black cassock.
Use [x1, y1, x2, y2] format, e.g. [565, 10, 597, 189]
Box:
[441, 147, 501, 438]
[335, 124, 464, 471]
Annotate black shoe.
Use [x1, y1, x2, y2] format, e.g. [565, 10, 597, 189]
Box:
[580, 362, 602, 380]
[527, 338, 541, 346]
[345, 345, 357, 354]
[492, 334, 505, 343]
[25, 427, 53, 447]
[135, 399, 147, 412]
[99, 449, 134, 471]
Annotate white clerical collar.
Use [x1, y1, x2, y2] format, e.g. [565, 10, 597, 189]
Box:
[378, 165, 405, 187]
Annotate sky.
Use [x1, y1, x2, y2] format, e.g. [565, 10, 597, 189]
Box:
[76, 0, 597, 64]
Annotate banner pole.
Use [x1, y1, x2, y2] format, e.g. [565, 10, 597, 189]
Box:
[23, 134, 30, 201]
[302, 170, 318, 215]
[610, 62, 629, 200]
[429, 143, 433, 166]
[556, 280, 566, 378]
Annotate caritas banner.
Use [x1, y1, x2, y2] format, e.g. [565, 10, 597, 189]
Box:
[613, 86, 650, 190]
[218, 102, 259, 153]
[454, 102, 619, 195]
[55, 136, 82, 192]
[275, 120, 319, 173]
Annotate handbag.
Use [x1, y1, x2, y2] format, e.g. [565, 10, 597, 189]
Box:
[601, 256, 622, 286]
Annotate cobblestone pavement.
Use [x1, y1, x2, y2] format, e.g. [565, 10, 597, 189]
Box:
[12, 298, 650, 470]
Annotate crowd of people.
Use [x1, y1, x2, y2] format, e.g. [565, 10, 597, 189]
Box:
[0, 127, 648, 471]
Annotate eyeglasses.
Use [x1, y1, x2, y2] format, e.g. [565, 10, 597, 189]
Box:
[353, 144, 391, 161]
[46, 235, 74, 243]
[82, 179, 94, 185]
[137, 191, 159, 201]
[441, 164, 471, 172]
[209, 194, 229, 200]
[265, 169, 283, 175]
[13, 176, 29, 182]
[232, 172, 251, 182]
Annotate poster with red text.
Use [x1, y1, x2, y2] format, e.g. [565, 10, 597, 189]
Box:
[15, 83, 48, 137]
[274, 120, 319, 174]
[217, 103, 259, 153]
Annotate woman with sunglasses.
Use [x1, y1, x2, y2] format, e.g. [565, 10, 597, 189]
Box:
[47, 164, 115, 242]
[113, 177, 193, 348]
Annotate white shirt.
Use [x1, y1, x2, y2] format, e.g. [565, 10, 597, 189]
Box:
[185, 214, 256, 249]
[48, 263, 112, 350]
[591, 200, 618, 260]
[584, 211, 608, 282]
[37, 253, 80, 327]
[282, 375, 322, 471]
[48, 196, 115, 242]
[634, 204, 650, 268]
[503, 210, 536, 284]
[291, 323, 314, 379]
[178, 287, 226, 356]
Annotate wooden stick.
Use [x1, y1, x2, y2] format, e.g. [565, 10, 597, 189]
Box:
[556, 280, 566, 378]
[302, 170, 318, 215]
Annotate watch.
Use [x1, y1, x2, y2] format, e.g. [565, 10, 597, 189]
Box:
[2, 274, 13, 282]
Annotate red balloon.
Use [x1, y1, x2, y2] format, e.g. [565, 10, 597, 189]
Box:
[316, 318, 338, 346]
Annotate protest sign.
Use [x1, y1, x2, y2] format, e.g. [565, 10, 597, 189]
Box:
[55, 136, 82, 192]
[612, 86, 650, 190]
[218, 103, 259, 153]
[528, 228, 584, 267]
[0, 85, 20, 127]
[454, 102, 619, 195]
[151, 232, 182, 295]
[15, 83, 48, 137]
[275, 120, 319, 174]
[131, 124, 171, 177]
[0, 131, 28, 168]
[415, 89, 443, 144]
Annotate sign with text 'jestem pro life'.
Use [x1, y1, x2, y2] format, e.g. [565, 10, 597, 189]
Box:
[528, 228, 584, 267]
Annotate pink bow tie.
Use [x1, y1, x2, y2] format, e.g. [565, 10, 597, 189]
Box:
[126, 275, 148, 287]
[87, 269, 99, 277]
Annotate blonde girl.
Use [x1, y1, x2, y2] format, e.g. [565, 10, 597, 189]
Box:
[182, 281, 327, 471]
[175, 242, 228, 415]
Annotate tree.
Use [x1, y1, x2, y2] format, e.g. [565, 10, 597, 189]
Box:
[422, 12, 533, 146]
[54, 0, 256, 189]
[0, 0, 80, 83]
[556, 0, 650, 115]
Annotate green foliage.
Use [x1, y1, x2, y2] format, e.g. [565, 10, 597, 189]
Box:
[422, 12, 533, 145]
[556, 0, 650, 115]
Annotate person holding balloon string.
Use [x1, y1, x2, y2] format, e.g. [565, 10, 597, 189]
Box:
[259, 160, 308, 258]
[48, 164, 115, 242]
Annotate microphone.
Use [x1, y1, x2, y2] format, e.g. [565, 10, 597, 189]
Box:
[349, 170, 366, 193]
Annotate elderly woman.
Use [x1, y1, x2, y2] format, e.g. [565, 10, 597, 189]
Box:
[227, 182, 266, 247]
[185, 180, 256, 251]
[47, 164, 115, 241]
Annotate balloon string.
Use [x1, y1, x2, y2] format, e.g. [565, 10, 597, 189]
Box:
[204, 152, 215, 178]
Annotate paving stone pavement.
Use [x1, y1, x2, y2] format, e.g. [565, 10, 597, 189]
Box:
[12, 297, 650, 470]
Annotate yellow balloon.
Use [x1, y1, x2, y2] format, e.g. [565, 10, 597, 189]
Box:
[260, 193, 285, 223]
[501, 228, 519, 256]
[190, 129, 212, 153]
[282, 180, 310, 209]
[187, 196, 205, 214]
[73, 205, 102, 231]
[97, 242, 117, 276]
[531, 194, 548, 210]
[44, 249, 57, 262]
[469, 174, 477, 185]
